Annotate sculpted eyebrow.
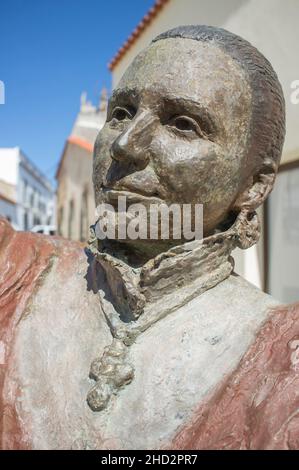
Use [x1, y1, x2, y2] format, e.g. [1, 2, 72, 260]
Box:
[110, 88, 139, 107]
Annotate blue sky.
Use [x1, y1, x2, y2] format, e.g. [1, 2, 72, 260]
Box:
[0, 0, 154, 184]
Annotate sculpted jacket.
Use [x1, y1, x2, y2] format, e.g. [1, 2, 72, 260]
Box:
[1, 217, 299, 450]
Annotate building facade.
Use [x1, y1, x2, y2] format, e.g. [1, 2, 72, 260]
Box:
[108, 0, 299, 302]
[0, 193, 16, 227]
[0, 147, 55, 231]
[56, 91, 107, 241]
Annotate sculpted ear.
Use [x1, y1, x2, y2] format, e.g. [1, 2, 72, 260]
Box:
[233, 161, 277, 212]
[230, 161, 277, 250]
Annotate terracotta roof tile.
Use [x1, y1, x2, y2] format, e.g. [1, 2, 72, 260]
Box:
[67, 136, 94, 153]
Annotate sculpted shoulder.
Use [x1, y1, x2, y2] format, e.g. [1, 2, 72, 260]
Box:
[0, 218, 113, 450]
[219, 272, 280, 310]
[0, 217, 88, 332]
[170, 301, 299, 450]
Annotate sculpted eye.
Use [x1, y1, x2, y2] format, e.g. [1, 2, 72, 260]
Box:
[174, 117, 196, 131]
[169, 115, 201, 135]
[111, 107, 133, 121]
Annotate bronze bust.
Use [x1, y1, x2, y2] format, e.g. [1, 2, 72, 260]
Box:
[1, 26, 298, 451]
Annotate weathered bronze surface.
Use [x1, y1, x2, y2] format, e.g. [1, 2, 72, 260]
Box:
[93, 25, 285, 262]
[87, 24, 286, 413]
[1, 26, 296, 450]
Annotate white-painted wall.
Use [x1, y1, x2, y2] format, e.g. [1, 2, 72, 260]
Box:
[268, 168, 299, 303]
[0, 148, 19, 185]
[0, 198, 17, 226]
[0, 147, 55, 231]
[17, 151, 55, 230]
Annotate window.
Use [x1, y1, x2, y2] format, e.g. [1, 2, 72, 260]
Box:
[35, 190, 39, 209]
[68, 200, 74, 239]
[23, 180, 28, 204]
[33, 216, 41, 226]
[24, 212, 28, 231]
[30, 190, 34, 207]
[58, 207, 64, 236]
[80, 190, 89, 241]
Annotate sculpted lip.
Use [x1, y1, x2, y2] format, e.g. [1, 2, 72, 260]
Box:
[100, 187, 164, 205]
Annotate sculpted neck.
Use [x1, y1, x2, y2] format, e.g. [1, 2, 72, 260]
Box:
[95, 238, 181, 268]
[87, 210, 259, 333]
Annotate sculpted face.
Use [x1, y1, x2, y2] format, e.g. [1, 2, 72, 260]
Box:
[93, 37, 253, 247]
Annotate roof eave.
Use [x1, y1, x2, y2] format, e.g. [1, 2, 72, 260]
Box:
[108, 0, 170, 71]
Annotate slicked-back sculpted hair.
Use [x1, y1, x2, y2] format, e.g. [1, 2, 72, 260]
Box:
[153, 25, 286, 176]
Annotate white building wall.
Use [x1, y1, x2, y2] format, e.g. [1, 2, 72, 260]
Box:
[0, 148, 19, 185]
[17, 151, 55, 231]
[0, 198, 17, 226]
[268, 167, 299, 303]
[0, 147, 55, 231]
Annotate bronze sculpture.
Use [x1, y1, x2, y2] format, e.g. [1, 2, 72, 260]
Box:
[1, 26, 298, 450]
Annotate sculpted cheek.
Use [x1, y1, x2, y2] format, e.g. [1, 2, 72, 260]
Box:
[149, 136, 239, 205]
[93, 128, 115, 195]
[94, 127, 112, 170]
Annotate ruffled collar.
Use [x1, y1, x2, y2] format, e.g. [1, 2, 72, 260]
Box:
[88, 210, 260, 341]
[86, 209, 260, 411]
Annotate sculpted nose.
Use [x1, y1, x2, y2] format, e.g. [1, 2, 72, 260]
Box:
[110, 111, 153, 170]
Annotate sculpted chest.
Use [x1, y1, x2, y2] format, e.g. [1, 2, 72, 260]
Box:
[97, 275, 278, 449]
[3, 255, 277, 449]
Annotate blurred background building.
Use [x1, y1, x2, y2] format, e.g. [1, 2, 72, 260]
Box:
[0, 147, 55, 231]
[55, 90, 107, 241]
[108, 0, 299, 302]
